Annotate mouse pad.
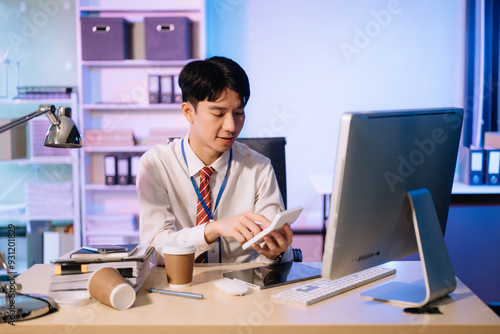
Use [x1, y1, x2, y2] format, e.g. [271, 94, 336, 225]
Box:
[222, 262, 321, 289]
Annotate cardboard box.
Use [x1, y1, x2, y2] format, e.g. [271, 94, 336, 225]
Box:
[0, 119, 27, 160]
[485, 132, 500, 149]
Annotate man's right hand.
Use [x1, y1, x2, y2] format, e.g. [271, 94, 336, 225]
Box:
[203, 211, 271, 244]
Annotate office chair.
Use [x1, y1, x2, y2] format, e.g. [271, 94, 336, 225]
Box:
[236, 137, 287, 209]
[237, 137, 302, 262]
[489, 302, 500, 317]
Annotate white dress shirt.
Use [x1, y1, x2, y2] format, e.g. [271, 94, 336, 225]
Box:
[136, 135, 292, 264]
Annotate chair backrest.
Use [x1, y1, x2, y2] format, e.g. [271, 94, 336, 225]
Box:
[236, 137, 287, 209]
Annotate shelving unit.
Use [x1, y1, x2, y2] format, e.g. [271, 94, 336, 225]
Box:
[77, 0, 205, 244]
[0, 94, 82, 270]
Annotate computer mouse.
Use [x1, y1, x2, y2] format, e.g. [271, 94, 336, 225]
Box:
[214, 279, 249, 296]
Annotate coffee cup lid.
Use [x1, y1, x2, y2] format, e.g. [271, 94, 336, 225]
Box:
[162, 241, 196, 255]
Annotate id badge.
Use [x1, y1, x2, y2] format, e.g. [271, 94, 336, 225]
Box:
[206, 238, 220, 263]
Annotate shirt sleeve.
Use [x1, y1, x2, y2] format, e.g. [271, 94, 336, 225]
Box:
[136, 149, 212, 265]
[252, 156, 294, 263]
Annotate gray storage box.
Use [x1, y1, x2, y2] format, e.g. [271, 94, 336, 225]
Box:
[81, 17, 130, 60]
[145, 17, 192, 60]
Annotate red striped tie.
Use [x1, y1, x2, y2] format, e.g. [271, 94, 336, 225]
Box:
[196, 166, 215, 226]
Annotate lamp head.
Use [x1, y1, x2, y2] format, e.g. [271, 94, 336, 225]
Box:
[44, 106, 82, 148]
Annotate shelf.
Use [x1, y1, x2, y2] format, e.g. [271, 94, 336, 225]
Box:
[27, 215, 75, 221]
[83, 146, 150, 153]
[85, 184, 137, 191]
[78, 0, 205, 245]
[0, 215, 75, 222]
[0, 97, 74, 105]
[85, 231, 138, 237]
[80, 0, 203, 12]
[82, 59, 197, 68]
[0, 156, 76, 165]
[452, 182, 500, 195]
[82, 103, 182, 111]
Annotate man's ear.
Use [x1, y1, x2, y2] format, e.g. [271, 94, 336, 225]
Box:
[182, 102, 195, 123]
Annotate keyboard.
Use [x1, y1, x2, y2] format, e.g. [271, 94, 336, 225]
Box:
[271, 266, 396, 306]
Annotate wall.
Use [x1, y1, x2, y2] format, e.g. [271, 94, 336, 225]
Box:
[206, 0, 467, 228]
[0, 0, 78, 96]
[206, 0, 500, 305]
[0, 0, 78, 211]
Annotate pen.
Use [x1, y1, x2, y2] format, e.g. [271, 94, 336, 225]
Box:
[148, 288, 204, 299]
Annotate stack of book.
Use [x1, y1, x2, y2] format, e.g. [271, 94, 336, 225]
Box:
[50, 244, 154, 294]
[86, 213, 138, 234]
[84, 129, 136, 147]
[26, 181, 73, 218]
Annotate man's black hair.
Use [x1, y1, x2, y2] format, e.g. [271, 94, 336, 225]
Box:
[178, 56, 250, 109]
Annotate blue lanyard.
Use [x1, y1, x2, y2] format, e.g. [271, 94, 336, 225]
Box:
[181, 139, 231, 263]
[181, 138, 232, 221]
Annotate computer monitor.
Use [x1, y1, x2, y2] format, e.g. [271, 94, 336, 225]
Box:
[321, 107, 464, 307]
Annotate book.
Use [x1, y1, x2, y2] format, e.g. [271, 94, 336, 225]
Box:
[55, 244, 152, 264]
[69, 243, 139, 261]
[53, 260, 147, 275]
[49, 260, 153, 293]
[49, 246, 154, 293]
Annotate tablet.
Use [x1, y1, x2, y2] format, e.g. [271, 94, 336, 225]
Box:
[242, 206, 303, 250]
[222, 262, 321, 289]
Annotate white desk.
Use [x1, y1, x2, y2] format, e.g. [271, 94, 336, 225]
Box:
[4, 261, 500, 334]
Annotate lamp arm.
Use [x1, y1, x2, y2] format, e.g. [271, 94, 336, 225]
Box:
[0, 105, 57, 134]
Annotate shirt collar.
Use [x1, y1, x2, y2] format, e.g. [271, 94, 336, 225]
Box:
[182, 133, 231, 177]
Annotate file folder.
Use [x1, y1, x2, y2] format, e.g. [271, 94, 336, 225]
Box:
[459, 145, 485, 185]
[104, 154, 117, 185]
[160, 75, 173, 103]
[149, 75, 160, 104]
[116, 154, 130, 185]
[485, 147, 500, 185]
[130, 154, 140, 185]
[173, 75, 182, 103]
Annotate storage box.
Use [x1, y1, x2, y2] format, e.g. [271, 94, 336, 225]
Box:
[485, 132, 500, 149]
[81, 17, 130, 60]
[145, 17, 192, 60]
[0, 119, 27, 160]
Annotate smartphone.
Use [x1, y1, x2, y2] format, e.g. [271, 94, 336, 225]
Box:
[82, 245, 128, 254]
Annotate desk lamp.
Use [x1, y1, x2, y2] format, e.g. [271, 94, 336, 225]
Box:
[0, 105, 81, 322]
[0, 104, 82, 147]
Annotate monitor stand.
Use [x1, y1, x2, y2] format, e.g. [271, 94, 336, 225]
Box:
[360, 188, 457, 307]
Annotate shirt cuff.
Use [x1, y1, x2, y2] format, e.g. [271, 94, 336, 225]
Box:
[268, 245, 293, 263]
[189, 222, 213, 256]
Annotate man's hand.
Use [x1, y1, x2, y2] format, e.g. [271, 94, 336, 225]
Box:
[204, 211, 270, 244]
[204, 211, 293, 260]
[252, 223, 293, 260]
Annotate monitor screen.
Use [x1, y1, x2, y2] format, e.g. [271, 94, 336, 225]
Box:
[321, 107, 463, 306]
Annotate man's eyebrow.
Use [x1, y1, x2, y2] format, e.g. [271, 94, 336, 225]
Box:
[208, 105, 227, 110]
[208, 104, 245, 110]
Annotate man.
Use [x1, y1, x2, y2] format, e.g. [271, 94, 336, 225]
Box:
[137, 56, 293, 264]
